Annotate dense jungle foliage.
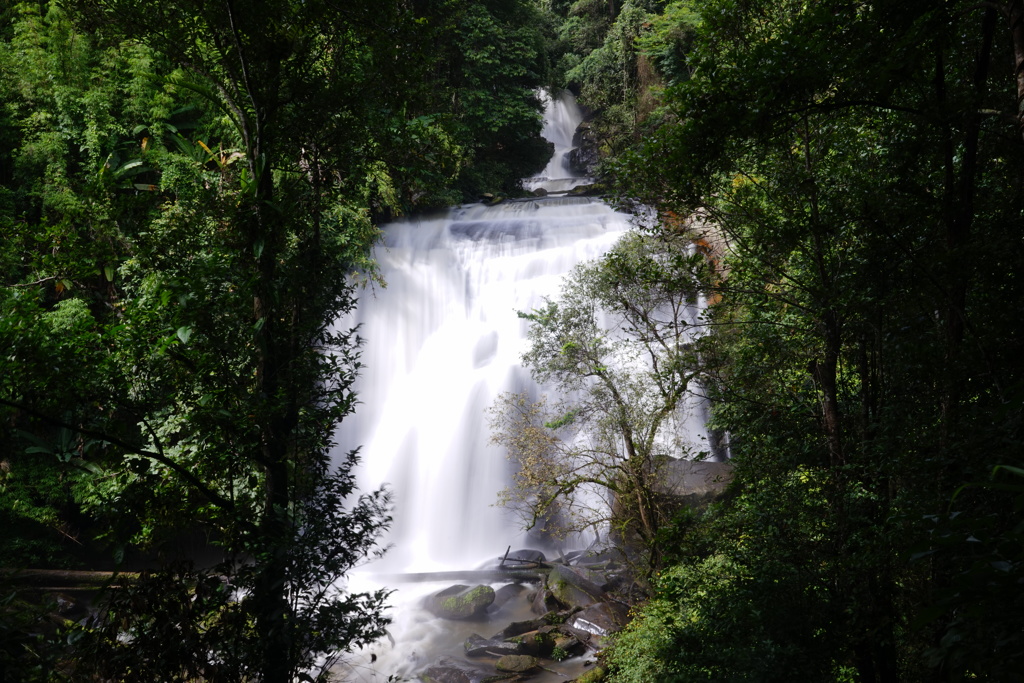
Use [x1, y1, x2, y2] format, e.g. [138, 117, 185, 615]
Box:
[545, 0, 1024, 681]
[4, 0, 1024, 681]
[0, 0, 550, 680]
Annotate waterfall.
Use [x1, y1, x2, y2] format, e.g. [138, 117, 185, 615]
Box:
[333, 91, 712, 681]
[523, 89, 590, 194]
[339, 196, 631, 573]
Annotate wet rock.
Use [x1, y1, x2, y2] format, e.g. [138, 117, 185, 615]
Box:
[569, 601, 628, 637]
[568, 122, 600, 176]
[558, 623, 594, 648]
[509, 629, 555, 658]
[492, 618, 545, 640]
[547, 564, 604, 608]
[530, 587, 566, 615]
[421, 656, 491, 683]
[532, 187, 548, 197]
[572, 664, 608, 683]
[426, 584, 496, 620]
[568, 548, 620, 569]
[539, 608, 577, 626]
[495, 654, 540, 674]
[490, 583, 527, 611]
[509, 548, 547, 564]
[553, 633, 586, 659]
[465, 634, 525, 658]
[487, 548, 548, 570]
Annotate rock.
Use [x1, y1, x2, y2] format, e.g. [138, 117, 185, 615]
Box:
[558, 623, 594, 647]
[486, 548, 547, 570]
[492, 618, 545, 640]
[569, 601, 629, 637]
[553, 633, 585, 659]
[464, 634, 525, 658]
[539, 608, 577, 626]
[572, 664, 608, 683]
[568, 122, 600, 176]
[532, 187, 548, 197]
[547, 564, 604, 608]
[421, 656, 491, 683]
[495, 654, 540, 674]
[506, 548, 547, 565]
[490, 583, 527, 611]
[530, 587, 565, 615]
[425, 584, 496, 620]
[509, 629, 555, 658]
[571, 549, 621, 569]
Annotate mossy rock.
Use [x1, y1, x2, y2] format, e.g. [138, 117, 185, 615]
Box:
[426, 584, 496, 620]
[573, 665, 607, 683]
[495, 654, 539, 673]
[508, 630, 554, 658]
[547, 564, 603, 608]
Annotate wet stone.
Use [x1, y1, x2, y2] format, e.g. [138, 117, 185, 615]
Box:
[495, 654, 540, 673]
[464, 634, 525, 658]
[426, 584, 496, 620]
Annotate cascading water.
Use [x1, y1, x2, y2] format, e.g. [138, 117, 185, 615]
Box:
[334, 90, 713, 682]
[340, 198, 629, 573]
[523, 90, 590, 194]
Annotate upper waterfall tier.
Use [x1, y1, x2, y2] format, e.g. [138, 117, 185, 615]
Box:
[523, 90, 591, 194]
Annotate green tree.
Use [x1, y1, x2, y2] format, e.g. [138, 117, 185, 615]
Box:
[0, 0, 491, 679]
[491, 229, 706, 571]
[408, 0, 552, 199]
[594, 0, 1024, 679]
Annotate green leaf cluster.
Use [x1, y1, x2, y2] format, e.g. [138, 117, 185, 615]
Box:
[593, 0, 1024, 680]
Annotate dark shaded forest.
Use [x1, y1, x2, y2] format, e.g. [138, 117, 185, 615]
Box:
[2, 1, 1023, 681]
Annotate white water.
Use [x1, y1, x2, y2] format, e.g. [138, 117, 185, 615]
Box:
[340, 197, 631, 573]
[523, 90, 590, 194]
[333, 197, 634, 681]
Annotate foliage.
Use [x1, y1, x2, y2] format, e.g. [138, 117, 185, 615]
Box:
[597, 0, 1024, 679]
[77, 460, 393, 682]
[490, 229, 706, 570]
[0, 0, 552, 680]
[413, 0, 552, 200]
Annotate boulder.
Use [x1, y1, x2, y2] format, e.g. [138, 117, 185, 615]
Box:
[553, 633, 586, 659]
[425, 584, 495, 620]
[490, 583, 527, 611]
[572, 664, 608, 683]
[464, 634, 524, 658]
[492, 618, 545, 640]
[569, 601, 628, 637]
[509, 629, 555, 658]
[505, 548, 547, 565]
[420, 656, 490, 683]
[568, 122, 600, 176]
[530, 587, 565, 615]
[495, 654, 540, 674]
[547, 564, 604, 608]
[570, 549, 621, 570]
[558, 623, 594, 648]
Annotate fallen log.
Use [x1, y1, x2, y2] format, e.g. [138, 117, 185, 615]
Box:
[377, 569, 546, 584]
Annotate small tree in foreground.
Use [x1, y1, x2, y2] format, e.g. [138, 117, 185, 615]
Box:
[490, 229, 708, 570]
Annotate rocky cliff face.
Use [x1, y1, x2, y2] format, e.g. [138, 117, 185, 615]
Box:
[568, 121, 601, 177]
